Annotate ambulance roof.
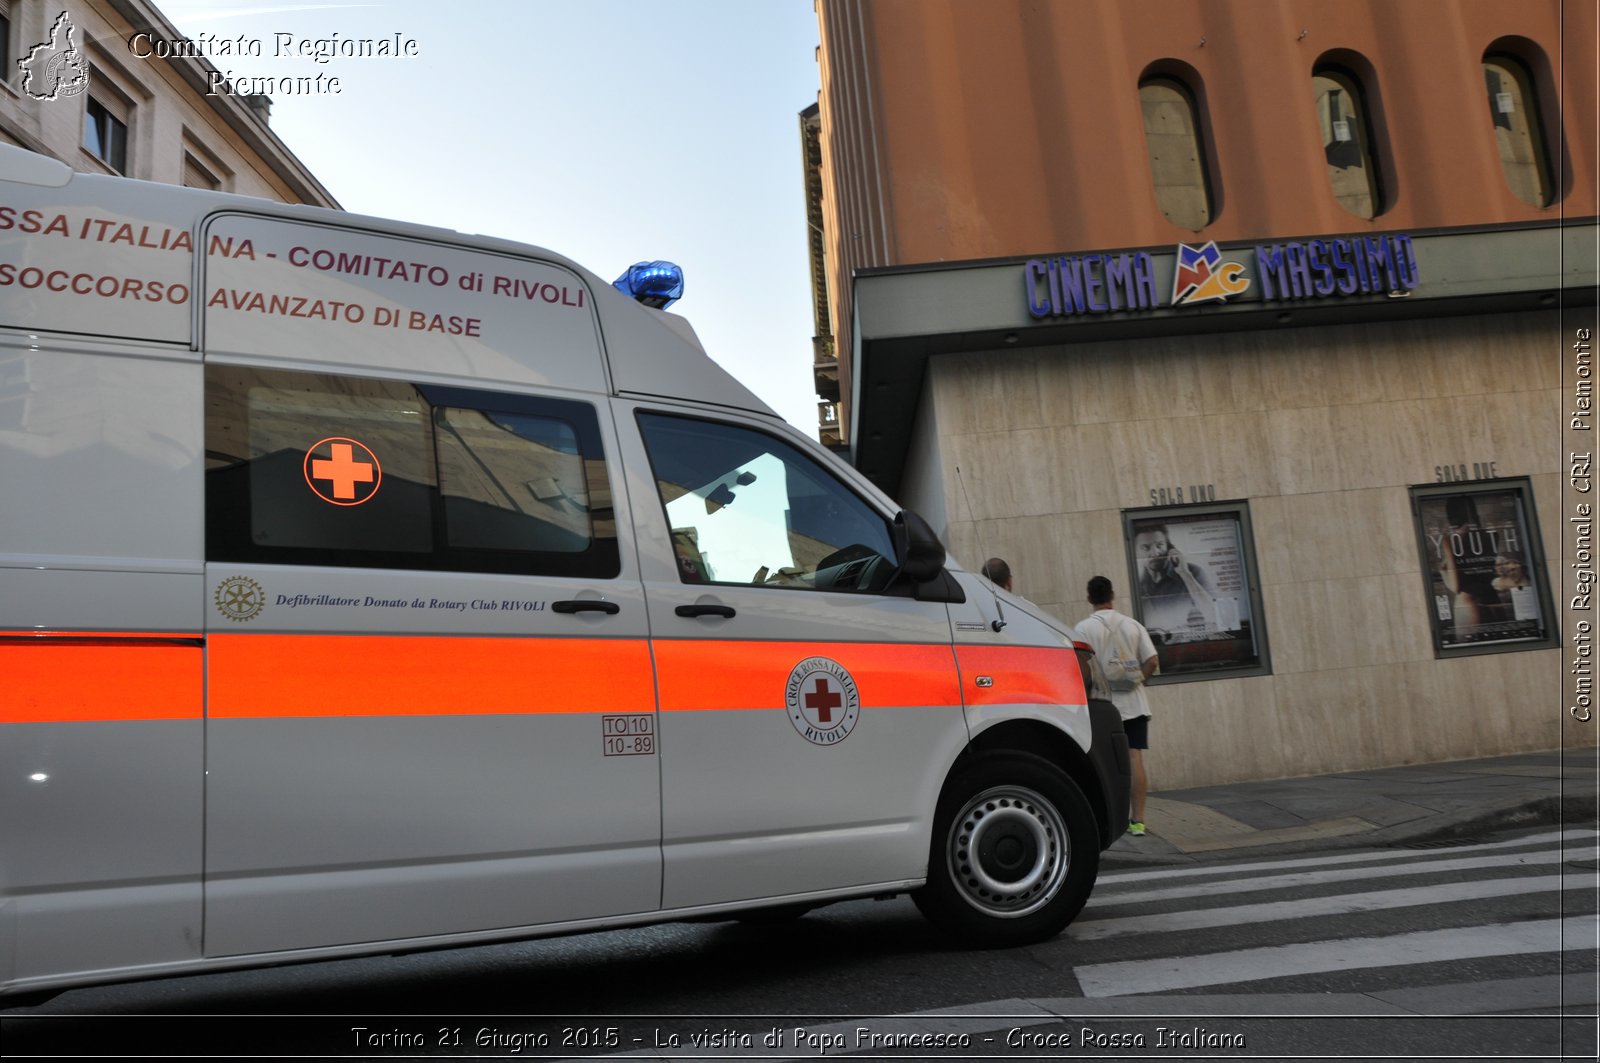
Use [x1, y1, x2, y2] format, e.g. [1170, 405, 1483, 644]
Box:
[0, 143, 775, 418]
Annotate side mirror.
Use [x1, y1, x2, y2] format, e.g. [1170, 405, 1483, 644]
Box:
[893, 509, 946, 584]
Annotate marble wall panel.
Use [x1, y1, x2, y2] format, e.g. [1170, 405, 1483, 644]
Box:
[924, 311, 1581, 786]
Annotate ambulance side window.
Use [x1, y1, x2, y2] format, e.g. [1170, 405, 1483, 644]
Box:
[636, 412, 896, 593]
[205, 366, 618, 577]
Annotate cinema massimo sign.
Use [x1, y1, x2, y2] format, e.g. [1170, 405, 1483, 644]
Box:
[1022, 233, 1419, 320]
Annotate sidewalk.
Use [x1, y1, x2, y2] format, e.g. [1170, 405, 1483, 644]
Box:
[1101, 747, 1600, 869]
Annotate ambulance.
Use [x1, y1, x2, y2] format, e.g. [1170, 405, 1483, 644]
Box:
[0, 143, 1128, 1000]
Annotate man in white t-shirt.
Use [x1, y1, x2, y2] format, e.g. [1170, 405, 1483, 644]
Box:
[1076, 575, 1159, 836]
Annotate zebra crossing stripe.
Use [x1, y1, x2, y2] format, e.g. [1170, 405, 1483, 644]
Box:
[1098, 847, 1595, 907]
[1072, 914, 1599, 998]
[1098, 829, 1595, 885]
[1069, 873, 1591, 940]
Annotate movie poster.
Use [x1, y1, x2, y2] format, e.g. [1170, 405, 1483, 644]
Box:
[1127, 510, 1264, 678]
[1417, 487, 1548, 650]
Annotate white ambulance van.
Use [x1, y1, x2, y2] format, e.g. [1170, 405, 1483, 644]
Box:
[0, 143, 1129, 1000]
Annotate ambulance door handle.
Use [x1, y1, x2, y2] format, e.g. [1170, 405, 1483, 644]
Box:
[552, 599, 621, 615]
[675, 604, 736, 619]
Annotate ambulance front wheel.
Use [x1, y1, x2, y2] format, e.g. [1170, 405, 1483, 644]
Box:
[913, 751, 1099, 946]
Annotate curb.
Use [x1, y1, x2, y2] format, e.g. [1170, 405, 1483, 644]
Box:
[1099, 791, 1597, 870]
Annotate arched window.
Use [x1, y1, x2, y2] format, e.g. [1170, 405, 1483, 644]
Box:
[1483, 54, 1552, 207]
[1312, 67, 1381, 218]
[1139, 75, 1212, 230]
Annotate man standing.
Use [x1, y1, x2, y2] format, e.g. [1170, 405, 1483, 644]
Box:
[1077, 576, 1159, 836]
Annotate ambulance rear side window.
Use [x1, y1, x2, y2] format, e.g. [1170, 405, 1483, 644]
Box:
[205, 366, 618, 577]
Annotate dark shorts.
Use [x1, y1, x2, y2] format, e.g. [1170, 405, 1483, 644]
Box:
[1123, 714, 1150, 750]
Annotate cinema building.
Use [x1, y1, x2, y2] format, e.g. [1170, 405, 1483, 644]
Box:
[808, 0, 1597, 786]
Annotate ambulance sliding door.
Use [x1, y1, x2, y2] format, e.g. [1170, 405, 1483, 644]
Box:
[200, 367, 658, 955]
[622, 406, 968, 908]
[197, 216, 657, 956]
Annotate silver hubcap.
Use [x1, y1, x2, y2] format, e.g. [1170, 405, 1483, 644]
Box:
[946, 784, 1069, 918]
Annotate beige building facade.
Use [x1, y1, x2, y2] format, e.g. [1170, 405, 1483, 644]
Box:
[0, 0, 334, 205]
[811, 0, 1597, 788]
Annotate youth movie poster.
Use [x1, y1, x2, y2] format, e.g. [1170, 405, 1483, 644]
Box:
[1417, 487, 1549, 651]
[1128, 510, 1264, 678]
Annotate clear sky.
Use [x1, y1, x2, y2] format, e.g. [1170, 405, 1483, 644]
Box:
[164, 0, 825, 437]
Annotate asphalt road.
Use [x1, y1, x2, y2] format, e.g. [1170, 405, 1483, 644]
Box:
[4, 824, 1596, 1060]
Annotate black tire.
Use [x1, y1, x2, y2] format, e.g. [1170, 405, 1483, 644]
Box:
[913, 751, 1100, 946]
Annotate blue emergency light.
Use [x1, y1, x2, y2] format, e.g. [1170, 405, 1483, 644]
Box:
[612, 260, 684, 310]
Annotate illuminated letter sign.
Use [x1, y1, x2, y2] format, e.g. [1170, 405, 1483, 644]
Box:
[1023, 251, 1159, 320]
[1256, 233, 1417, 301]
[1022, 233, 1420, 320]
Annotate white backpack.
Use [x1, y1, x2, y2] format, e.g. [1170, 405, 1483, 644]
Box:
[1092, 613, 1145, 692]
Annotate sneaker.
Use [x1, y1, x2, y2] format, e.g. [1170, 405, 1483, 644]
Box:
[1127, 821, 1146, 836]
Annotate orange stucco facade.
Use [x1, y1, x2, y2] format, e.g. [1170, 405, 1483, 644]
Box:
[816, 0, 1597, 425]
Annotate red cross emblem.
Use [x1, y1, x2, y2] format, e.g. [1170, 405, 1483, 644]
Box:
[786, 657, 860, 746]
[805, 677, 843, 724]
[303, 437, 382, 506]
